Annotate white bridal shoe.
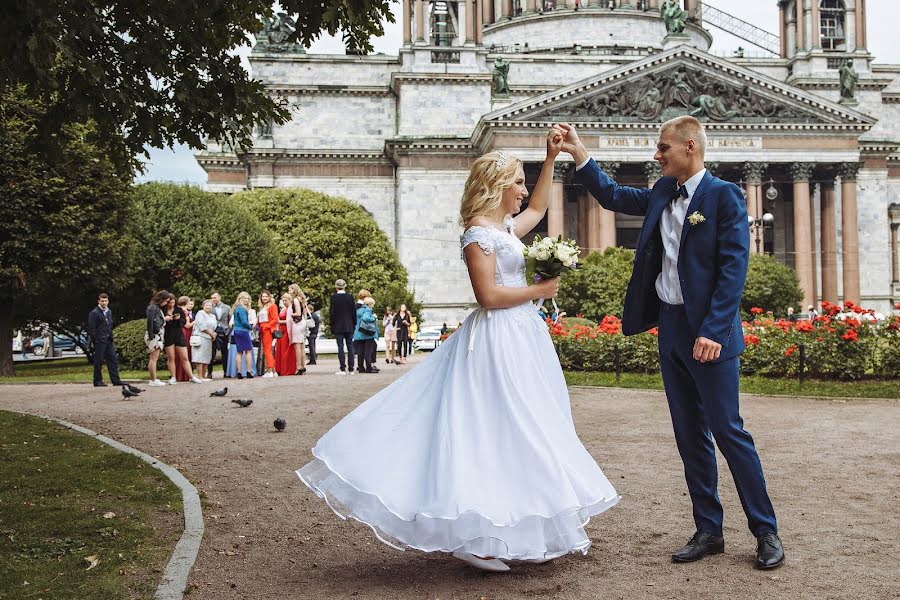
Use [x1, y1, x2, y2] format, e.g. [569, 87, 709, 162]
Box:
[452, 551, 510, 572]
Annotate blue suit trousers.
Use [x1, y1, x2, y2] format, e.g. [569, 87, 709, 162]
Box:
[658, 303, 777, 537]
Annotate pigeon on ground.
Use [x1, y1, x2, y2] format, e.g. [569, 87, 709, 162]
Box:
[210, 387, 228, 397]
[121, 386, 140, 399]
[231, 398, 253, 408]
[273, 417, 286, 431]
[125, 384, 144, 394]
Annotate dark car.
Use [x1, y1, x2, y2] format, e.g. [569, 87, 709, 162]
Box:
[30, 334, 87, 356]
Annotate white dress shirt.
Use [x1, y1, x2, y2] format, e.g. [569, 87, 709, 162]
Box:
[655, 168, 706, 305]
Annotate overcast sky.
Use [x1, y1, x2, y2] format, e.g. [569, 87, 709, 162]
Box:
[137, 0, 900, 186]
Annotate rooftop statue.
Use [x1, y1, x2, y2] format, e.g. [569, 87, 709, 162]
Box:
[661, 0, 688, 35]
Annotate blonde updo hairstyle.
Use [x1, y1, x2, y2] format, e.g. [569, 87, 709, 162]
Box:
[459, 150, 523, 226]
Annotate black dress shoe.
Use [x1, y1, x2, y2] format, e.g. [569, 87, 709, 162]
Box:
[671, 532, 725, 563]
[755, 532, 785, 569]
[93, 382, 108, 387]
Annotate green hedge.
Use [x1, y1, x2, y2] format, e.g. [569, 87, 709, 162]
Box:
[114, 319, 154, 371]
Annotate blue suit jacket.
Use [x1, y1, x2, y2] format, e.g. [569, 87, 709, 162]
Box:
[574, 158, 749, 360]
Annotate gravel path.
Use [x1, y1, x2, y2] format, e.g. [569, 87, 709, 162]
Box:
[2, 355, 897, 600]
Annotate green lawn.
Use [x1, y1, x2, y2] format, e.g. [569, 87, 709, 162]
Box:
[565, 371, 900, 399]
[0, 357, 163, 384]
[0, 411, 182, 599]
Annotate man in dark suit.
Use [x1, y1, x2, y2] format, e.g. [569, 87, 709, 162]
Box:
[86, 293, 123, 387]
[329, 278, 357, 375]
[559, 117, 783, 570]
[208, 290, 231, 378]
[307, 302, 321, 365]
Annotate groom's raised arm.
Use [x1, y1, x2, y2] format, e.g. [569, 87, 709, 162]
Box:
[573, 158, 652, 217]
[557, 123, 651, 216]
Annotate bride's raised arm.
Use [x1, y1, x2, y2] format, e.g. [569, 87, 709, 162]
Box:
[513, 127, 564, 238]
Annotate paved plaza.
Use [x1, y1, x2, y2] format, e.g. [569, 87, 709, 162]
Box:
[1, 355, 897, 599]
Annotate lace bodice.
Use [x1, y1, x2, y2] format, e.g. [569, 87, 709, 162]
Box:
[460, 216, 527, 288]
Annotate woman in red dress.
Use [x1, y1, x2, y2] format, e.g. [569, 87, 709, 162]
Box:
[275, 292, 296, 376]
[175, 296, 195, 382]
[257, 290, 279, 377]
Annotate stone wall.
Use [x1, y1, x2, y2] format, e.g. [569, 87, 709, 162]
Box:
[274, 93, 395, 151]
[397, 82, 492, 137]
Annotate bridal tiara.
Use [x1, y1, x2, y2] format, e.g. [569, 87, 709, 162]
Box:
[495, 151, 510, 171]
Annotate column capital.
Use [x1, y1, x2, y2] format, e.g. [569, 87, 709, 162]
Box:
[816, 165, 838, 185]
[553, 161, 573, 182]
[838, 162, 862, 181]
[599, 161, 620, 178]
[643, 161, 662, 181]
[742, 162, 768, 185]
[790, 162, 815, 182]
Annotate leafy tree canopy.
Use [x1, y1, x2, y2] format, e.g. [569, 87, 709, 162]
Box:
[0, 0, 395, 168]
[557, 248, 636, 321]
[232, 188, 420, 323]
[742, 253, 804, 318]
[122, 182, 282, 315]
[0, 87, 137, 373]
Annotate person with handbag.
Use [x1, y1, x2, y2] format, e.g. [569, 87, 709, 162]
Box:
[175, 296, 195, 382]
[287, 283, 312, 376]
[275, 292, 296, 376]
[258, 290, 279, 378]
[353, 296, 380, 373]
[191, 299, 217, 381]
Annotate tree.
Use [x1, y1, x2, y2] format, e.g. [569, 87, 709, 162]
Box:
[122, 182, 282, 312]
[557, 248, 636, 321]
[0, 1, 395, 167]
[231, 188, 420, 324]
[741, 254, 804, 318]
[0, 88, 137, 375]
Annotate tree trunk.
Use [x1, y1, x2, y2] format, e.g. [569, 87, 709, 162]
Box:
[0, 295, 15, 376]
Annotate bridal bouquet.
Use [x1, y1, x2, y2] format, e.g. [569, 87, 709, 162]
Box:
[523, 235, 580, 322]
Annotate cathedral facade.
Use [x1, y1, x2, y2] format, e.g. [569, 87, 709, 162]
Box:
[197, 0, 900, 323]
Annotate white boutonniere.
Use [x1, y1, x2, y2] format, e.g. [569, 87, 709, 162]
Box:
[687, 211, 706, 226]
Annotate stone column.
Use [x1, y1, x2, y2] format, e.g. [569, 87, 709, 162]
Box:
[846, 1, 856, 51]
[785, 5, 796, 58]
[403, 0, 412, 44]
[791, 162, 816, 310]
[644, 161, 662, 188]
[483, 0, 493, 23]
[778, 1, 787, 57]
[524, 0, 536, 14]
[466, 0, 476, 44]
[839, 162, 861, 303]
[415, 0, 425, 43]
[597, 162, 619, 251]
[795, 0, 805, 53]
[501, 0, 513, 18]
[856, 0, 867, 49]
[803, 0, 813, 50]
[810, 0, 820, 48]
[648, 0, 659, 8]
[684, 0, 697, 18]
[549, 163, 570, 239]
[819, 175, 839, 304]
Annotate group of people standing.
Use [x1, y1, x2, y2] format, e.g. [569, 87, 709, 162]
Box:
[143, 285, 320, 386]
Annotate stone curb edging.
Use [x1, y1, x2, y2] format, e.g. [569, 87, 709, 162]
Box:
[44, 416, 204, 600]
[567, 385, 900, 403]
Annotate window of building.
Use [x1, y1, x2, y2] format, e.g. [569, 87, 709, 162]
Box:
[820, 0, 846, 51]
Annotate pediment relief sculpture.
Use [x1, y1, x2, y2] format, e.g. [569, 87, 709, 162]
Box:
[530, 66, 812, 123]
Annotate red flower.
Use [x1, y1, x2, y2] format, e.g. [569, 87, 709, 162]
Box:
[750, 307, 764, 315]
[794, 320, 814, 333]
[599, 315, 622, 335]
[817, 337, 823, 342]
[785, 344, 798, 357]
[842, 330, 858, 342]
[744, 334, 760, 346]
[647, 327, 659, 337]
[895, 302, 900, 310]
[844, 317, 860, 329]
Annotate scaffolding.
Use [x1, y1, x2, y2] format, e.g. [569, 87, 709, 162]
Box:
[697, 2, 781, 56]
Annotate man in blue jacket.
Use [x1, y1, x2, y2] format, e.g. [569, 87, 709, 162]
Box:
[558, 117, 783, 569]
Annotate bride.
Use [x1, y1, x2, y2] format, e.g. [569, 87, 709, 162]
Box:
[297, 128, 619, 572]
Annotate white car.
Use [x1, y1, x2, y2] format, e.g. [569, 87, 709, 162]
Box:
[413, 327, 444, 352]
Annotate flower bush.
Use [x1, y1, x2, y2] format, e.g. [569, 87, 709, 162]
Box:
[547, 300, 900, 381]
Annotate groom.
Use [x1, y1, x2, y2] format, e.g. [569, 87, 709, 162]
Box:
[557, 117, 784, 569]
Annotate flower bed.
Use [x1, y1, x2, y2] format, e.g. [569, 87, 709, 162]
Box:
[548, 301, 900, 381]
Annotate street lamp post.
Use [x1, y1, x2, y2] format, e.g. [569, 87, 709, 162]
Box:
[748, 212, 775, 254]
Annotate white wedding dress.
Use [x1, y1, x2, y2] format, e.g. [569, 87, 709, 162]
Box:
[297, 216, 619, 561]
